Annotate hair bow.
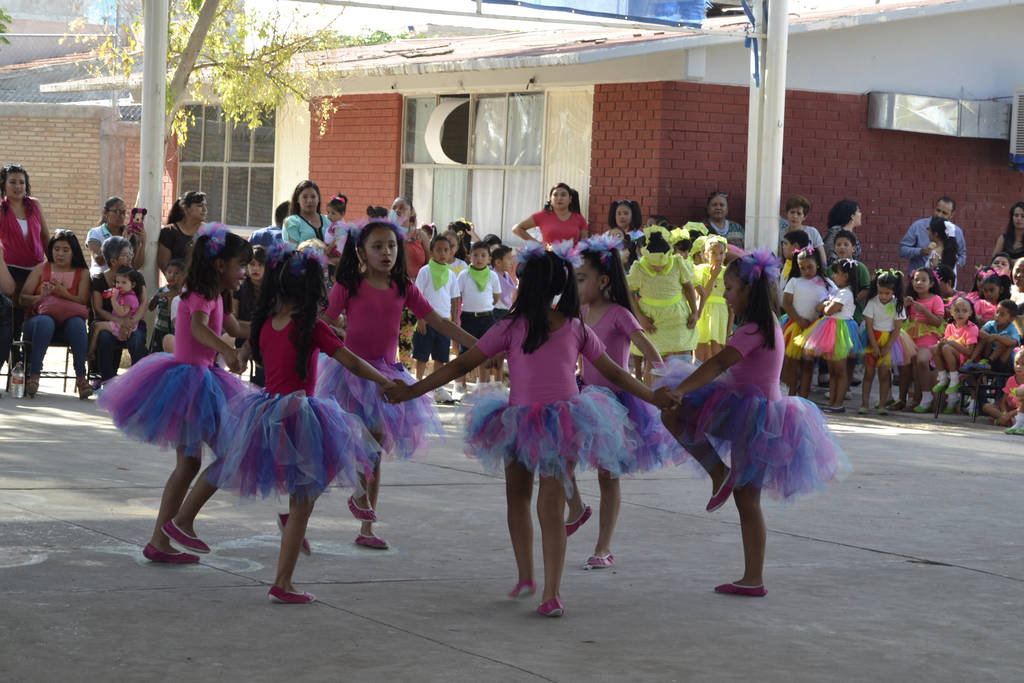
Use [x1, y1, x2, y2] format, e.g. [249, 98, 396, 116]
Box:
[875, 267, 902, 278]
[944, 220, 957, 238]
[289, 247, 328, 276]
[737, 248, 781, 284]
[704, 234, 728, 249]
[627, 229, 644, 242]
[549, 240, 583, 268]
[516, 241, 548, 266]
[331, 194, 347, 205]
[795, 245, 816, 257]
[265, 242, 294, 269]
[581, 233, 624, 267]
[197, 223, 228, 257]
[838, 258, 857, 269]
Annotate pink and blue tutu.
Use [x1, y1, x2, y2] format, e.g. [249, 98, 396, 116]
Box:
[97, 353, 248, 458]
[802, 318, 865, 361]
[462, 386, 637, 485]
[208, 391, 381, 501]
[587, 386, 684, 473]
[654, 357, 849, 500]
[314, 356, 441, 460]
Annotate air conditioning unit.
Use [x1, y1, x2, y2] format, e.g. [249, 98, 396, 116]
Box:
[1012, 85, 1024, 172]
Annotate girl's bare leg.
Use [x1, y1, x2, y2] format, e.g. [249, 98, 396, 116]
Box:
[593, 471, 620, 557]
[860, 363, 876, 410]
[149, 447, 201, 552]
[829, 359, 848, 408]
[798, 358, 814, 397]
[537, 476, 567, 602]
[505, 463, 534, 585]
[274, 495, 316, 593]
[172, 466, 219, 536]
[359, 460, 382, 537]
[732, 486, 766, 586]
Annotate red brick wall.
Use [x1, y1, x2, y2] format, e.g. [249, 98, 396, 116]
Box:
[307, 94, 402, 212]
[123, 135, 139, 206]
[589, 81, 1024, 271]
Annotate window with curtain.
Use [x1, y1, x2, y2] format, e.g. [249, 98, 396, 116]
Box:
[178, 105, 276, 229]
[401, 93, 543, 243]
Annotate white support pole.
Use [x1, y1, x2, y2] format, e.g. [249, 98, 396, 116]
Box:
[139, 0, 169, 290]
[743, 1, 765, 250]
[754, 0, 789, 252]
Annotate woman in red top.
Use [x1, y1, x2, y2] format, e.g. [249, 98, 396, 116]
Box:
[512, 182, 588, 244]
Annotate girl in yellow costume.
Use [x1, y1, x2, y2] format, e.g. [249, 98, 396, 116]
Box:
[627, 225, 698, 372]
[694, 235, 732, 362]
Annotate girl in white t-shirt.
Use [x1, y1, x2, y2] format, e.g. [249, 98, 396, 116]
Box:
[781, 247, 832, 397]
[859, 269, 915, 414]
[802, 259, 865, 412]
[456, 241, 502, 385]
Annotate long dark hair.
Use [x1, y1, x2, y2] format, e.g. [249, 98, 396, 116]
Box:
[250, 250, 327, 380]
[725, 259, 779, 350]
[185, 231, 252, 300]
[607, 200, 642, 230]
[830, 258, 862, 297]
[47, 230, 88, 270]
[289, 180, 321, 216]
[165, 191, 206, 224]
[447, 221, 473, 261]
[1002, 201, 1024, 250]
[782, 229, 810, 281]
[910, 268, 941, 298]
[335, 221, 408, 297]
[509, 251, 581, 354]
[827, 199, 859, 228]
[544, 182, 582, 214]
[869, 270, 906, 315]
[580, 244, 635, 316]
[0, 163, 32, 207]
[980, 272, 1012, 303]
[947, 295, 978, 328]
[928, 217, 959, 269]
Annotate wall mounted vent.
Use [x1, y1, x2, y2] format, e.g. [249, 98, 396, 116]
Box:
[868, 92, 1010, 141]
[1011, 86, 1024, 172]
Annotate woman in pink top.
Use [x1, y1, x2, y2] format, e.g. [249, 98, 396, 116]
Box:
[511, 182, 588, 245]
[98, 225, 252, 565]
[656, 250, 849, 598]
[315, 220, 476, 550]
[201, 248, 391, 604]
[386, 242, 667, 618]
[564, 233, 679, 570]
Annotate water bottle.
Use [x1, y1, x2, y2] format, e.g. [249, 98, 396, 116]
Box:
[11, 361, 25, 398]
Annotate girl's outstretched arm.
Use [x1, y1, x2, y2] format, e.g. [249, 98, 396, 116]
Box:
[331, 346, 393, 387]
[191, 310, 241, 373]
[628, 329, 663, 384]
[592, 353, 670, 408]
[665, 346, 743, 404]
[387, 347, 489, 403]
[422, 310, 477, 348]
[223, 313, 250, 341]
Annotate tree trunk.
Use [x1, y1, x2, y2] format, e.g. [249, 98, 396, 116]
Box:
[164, 0, 222, 139]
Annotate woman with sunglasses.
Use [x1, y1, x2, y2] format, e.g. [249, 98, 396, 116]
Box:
[86, 197, 146, 276]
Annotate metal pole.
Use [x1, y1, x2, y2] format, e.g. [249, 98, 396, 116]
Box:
[743, 1, 765, 248]
[139, 0, 169, 290]
[753, 0, 789, 252]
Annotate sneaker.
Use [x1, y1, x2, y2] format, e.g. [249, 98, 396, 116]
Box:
[945, 381, 961, 394]
[960, 361, 979, 372]
[583, 553, 614, 570]
[1005, 427, 1024, 435]
[876, 406, 889, 415]
[932, 376, 950, 393]
[913, 402, 932, 413]
[857, 407, 870, 415]
[433, 387, 456, 404]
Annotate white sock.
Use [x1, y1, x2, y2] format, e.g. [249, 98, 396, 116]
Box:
[919, 393, 933, 408]
[1014, 414, 1024, 429]
[935, 370, 949, 384]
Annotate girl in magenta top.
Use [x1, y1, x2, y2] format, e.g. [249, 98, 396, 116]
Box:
[98, 225, 252, 565]
[206, 247, 392, 604]
[565, 233, 680, 570]
[385, 240, 666, 618]
[315, 219, 476, 550]
[901, 268, 946, 412]
[656, 249, 848, 598]
[511, 182, 589, 245]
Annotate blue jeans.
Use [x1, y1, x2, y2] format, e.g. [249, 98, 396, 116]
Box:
[0, 294, 12, 375]
[95, 321, 148, 380]
[22, 315, 89, 377]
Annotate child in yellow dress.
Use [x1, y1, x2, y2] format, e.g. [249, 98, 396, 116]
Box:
[627, 225, 698, 371]
[694, 235, 733, 362]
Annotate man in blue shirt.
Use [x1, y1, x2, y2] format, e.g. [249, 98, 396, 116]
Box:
[248, 201, 290, 248]
[898, 196, 967, 272]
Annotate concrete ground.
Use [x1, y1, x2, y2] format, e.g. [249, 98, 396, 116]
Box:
[1, 373, 1022, 682]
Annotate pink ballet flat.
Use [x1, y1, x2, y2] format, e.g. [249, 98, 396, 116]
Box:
[537, 598, 565, 617]
[268, 586, 316, 604]
[565, 505, 592, 537]
[277, 513, 312, 556]
[508, 579, 536, 598]
[142, 543, 199, 564]
[162, 520, 210, 554]
[706, 469, 735, 513]
[355, 534, 390, 550]
[348, 495, 378, 522]
[714, 582, 767, 597]
[583, 553, 614, 569]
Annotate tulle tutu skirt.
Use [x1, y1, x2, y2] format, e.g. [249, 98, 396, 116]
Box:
[864, 329, 916, 367]
[802, 318, 865, 361]
[653, 357, 850, 500]
[314, 355, 441, 460]
[97, 353, 248, 458]
[209, 391, 381, 501]
[781, 315, 817, 359]
[463, 386, 636, 483]
[588, 386, 685, 473]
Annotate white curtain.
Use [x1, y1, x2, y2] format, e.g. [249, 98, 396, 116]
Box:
[543, 90, 593, 219]
[474, 96, 507, 165]
[432, 168, 467, 231]
[406, 98, 436, 164]
[503, 170, 542, 245]
[411, 168, 434, 226]
[471, 170, 504, 239]
[507, 94, 544, 166]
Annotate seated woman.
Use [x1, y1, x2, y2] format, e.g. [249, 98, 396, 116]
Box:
[86, 196, 146, 276]
[18, 230, 92, 398]
[91, 236, 148, 381]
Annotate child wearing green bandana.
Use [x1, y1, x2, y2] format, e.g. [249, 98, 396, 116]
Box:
[412, 235, 460, 401]
[457, 242, 502, 385]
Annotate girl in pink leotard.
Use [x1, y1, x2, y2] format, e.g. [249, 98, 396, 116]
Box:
[385, 241, 670, 618]
[98, 224, 252, 564]
[315, 220, 476, 550]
